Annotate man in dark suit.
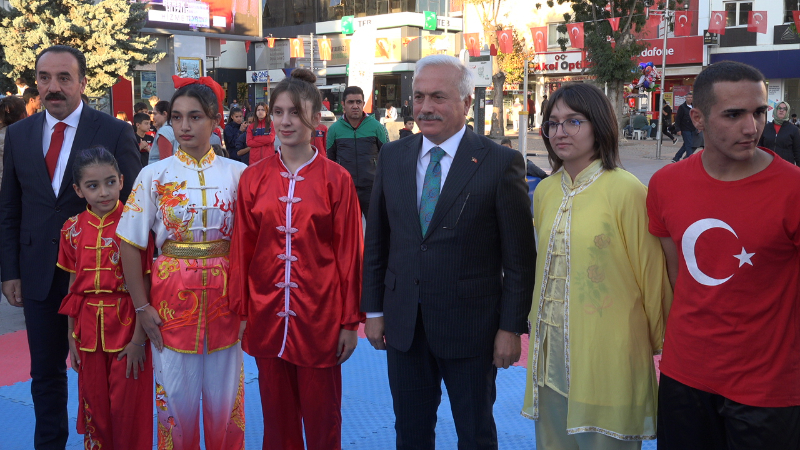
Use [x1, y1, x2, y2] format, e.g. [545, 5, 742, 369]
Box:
[0, 45, 141, 449]
[671, 92, 697, 162]
[362, 54, 536, 449]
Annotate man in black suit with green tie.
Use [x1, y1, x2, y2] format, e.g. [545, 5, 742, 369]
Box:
[362, 54, 536, 449]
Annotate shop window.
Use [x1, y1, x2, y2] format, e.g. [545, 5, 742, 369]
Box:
[133, 71, 158, 109]
[325, 0, 417, 21]
[724, 1, 752, 28]
[548, 23, 569, 49]
[785, 79, 800, 119]
[785, 0, 800, 23]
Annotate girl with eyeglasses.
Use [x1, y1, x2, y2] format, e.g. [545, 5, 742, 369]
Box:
[757, 101, 800, 165]
[521, 82, 672, 450]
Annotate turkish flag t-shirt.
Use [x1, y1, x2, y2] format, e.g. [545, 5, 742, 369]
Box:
[647, 149, 800, 407]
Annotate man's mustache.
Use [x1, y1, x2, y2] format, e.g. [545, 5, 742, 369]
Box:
[417, 113, 443, 121]
[45, 93, 66, 101]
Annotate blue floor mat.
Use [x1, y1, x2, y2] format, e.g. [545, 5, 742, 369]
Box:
[0, 338, 656, 449]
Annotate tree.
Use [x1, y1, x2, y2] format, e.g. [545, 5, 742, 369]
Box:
[550, 0, 683, 129]
[0, 0, 165, 97]
[496, 27, 535, 87]
[465, 0, 508, 137]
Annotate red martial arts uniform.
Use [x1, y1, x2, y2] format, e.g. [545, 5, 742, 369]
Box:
[230, 150, 364, 450]
[247, 119, 276, 164]
[57, 201, 154, 450]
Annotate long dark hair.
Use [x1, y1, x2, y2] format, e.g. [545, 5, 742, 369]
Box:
[254, 101, 270, 128]
[72, 146, 120, 185]
[0, 96, 27, 127]
[269, 68, 321, 133]
[542, 83, 620, 173]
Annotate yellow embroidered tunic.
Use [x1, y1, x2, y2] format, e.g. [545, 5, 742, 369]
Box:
[522, 161, 672, 440]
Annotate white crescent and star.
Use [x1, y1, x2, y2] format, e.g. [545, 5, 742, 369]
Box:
[571, 26, 579, 36]
[681, 218, 755, 287]
[679, 15, 688, 24]
[753, 12, 763, 23]
[713, 12, 723, 25]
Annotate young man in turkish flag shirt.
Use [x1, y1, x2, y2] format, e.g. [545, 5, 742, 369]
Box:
[647, 61, 800, 448]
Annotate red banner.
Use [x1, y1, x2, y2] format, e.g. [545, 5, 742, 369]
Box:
[464, 33, 480, 57]
[795, 11, 800, 34]
[637, 36, 704, 65]
[290, 38, 304, 58]
[608, 17, 620, 32]
[530, 26, 547, 53]
[747, 11, 767, 34]
[496, 29, 513, 53]
[318, 38, 332, 60]
[244, 41, 250, 53]
[709, 11, 726, 35]
[674, 11, 692, 37]
[567, 22, 584, 48]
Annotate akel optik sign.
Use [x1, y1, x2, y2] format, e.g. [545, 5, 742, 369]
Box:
[532, 52, 591, 74]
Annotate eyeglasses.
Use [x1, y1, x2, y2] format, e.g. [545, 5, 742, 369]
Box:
[542, 119, 589, 138]
[777, 107, 788, 111]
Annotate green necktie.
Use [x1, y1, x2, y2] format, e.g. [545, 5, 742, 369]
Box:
[419, 147, 446, 236]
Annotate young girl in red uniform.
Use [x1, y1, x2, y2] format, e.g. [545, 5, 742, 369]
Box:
[247, 101, 275, 164]
[230, 69, 364, 450]
[57, 146, 154, 450]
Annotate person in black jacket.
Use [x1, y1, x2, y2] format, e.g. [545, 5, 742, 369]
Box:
[671, 93, 697, 162]
[398, 117, 415, 139]
[223, 107, 246, 161]
[660, 100, 677, 144]
[758, 101, 800, 165]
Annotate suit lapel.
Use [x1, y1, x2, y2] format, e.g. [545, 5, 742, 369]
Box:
[424, 129, 487, 239]
[400, 134, 424, 238]
[28, 113, 54, 198]
[58, 106, 100, 198]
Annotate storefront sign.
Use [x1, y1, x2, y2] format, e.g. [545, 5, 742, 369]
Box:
[547, 75, 597, 82]
[246, 70, 270, 84]
[466, 56, 491, 87]
[145, 0, 261, 37]
[637, 36, 703, 65]
[532, 52, 591, 74]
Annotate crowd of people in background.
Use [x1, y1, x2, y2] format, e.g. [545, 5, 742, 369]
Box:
[2, 44, 800, 450]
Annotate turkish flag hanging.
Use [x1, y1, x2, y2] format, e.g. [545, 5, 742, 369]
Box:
[290, 38, 304, 58]
[608, 17, 620, 32]
[708, 11, 726, 35]
[496, 29, 513, 53]
[567, 22, 584, 49]
[489, 44, 497, 56]
[794, 11, 800, 34]
[463, 33, 480, 57]
[747, 11, 767, 34]
[318, 38, 332, 60]
[245, 41, 251, 53]
[674, 11, 692, 37]
[267, 37, 276, 48]
[531, 26, 547, 53]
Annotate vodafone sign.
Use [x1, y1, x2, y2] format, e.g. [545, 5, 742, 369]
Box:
[637, 36, 703, 65]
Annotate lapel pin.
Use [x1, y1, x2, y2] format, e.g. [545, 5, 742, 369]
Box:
[471, 157, 478, 163]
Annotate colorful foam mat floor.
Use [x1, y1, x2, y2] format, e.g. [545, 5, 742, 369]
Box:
[0, 328, 657, 449]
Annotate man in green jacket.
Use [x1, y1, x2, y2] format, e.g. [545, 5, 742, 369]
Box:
[326, 86, 389, 217]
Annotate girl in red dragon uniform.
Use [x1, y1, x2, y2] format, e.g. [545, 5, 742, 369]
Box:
[57, 146, 154, 450]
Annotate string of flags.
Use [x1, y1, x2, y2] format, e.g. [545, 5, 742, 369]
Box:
[245, 36, 335, 60]
[461, 10, 800, 57]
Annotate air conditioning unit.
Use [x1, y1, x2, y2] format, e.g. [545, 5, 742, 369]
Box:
[206, 39, 221, 58]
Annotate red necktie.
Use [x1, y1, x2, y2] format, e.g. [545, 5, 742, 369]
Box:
[45, 122, 67, 180]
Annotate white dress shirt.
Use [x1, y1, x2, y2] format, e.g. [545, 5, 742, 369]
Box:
[43, 102, 83, 195]
[366, 125, 467, 319]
